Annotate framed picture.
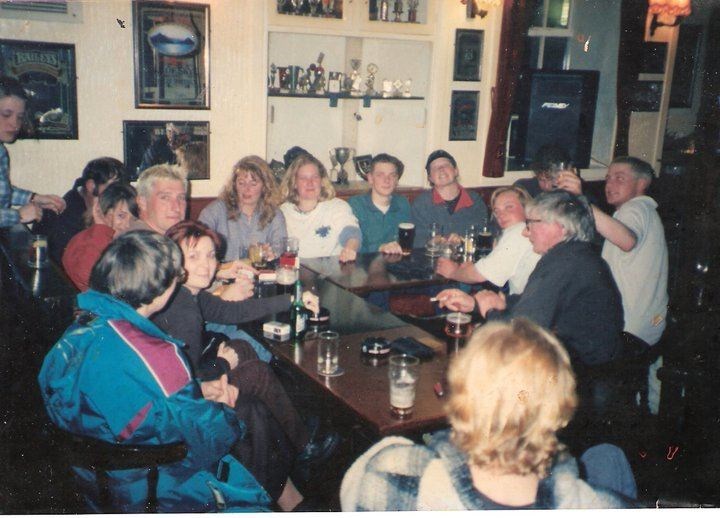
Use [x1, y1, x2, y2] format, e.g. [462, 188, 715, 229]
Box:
[449, 90, 479, 141]
[123, 120, 209, 181]
[133, 1, 209, 109]
[639, 42, 666, 75]
[670, 25, 702, 108]
[353, 154, 373, 181]
[453, 29, 483, 82]
[0, 39, 78, 139]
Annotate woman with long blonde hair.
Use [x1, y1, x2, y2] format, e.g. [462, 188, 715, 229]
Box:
[200, 155, 287, 260]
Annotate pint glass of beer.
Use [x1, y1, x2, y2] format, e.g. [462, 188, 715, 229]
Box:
[445, 312, 472, 355]
[398, 222, 415, 255]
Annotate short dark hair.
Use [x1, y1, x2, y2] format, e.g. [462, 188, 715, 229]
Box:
[610, 156, 654, 183]
[531, 145, 572, 176]
[98, 183, 138, 217]
[425, 149, 457, 173]
[0, 76, 28, 101]
[370, 153, 404, 178]
[89, 231, 183, 309]
[165, 220, 223, 260]
[283, 146, 310, 169]
[76, 157, 128, 193]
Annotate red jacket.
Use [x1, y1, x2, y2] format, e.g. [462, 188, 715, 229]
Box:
[62, 223, 114, 291]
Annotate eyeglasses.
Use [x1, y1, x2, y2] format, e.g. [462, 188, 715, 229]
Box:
[525, 218, 543, 229]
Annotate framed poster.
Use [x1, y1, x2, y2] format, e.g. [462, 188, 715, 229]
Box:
[133, 1, 209, 109]
[449, 90, 479, 141]
[123, 120, 209, 181]
[353, 154, 372, 181]
[0, 39, 78, 139]
[453, 29, 483, 82]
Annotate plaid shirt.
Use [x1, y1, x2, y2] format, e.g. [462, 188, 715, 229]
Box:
[0, 143, 33, 227]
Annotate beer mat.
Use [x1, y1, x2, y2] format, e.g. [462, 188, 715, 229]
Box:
[389, 336, 436, 360]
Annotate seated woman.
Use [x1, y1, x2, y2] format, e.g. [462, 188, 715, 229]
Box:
[436, 186, 540, 295]
[340, 318, 638, 510]
[152, 221, 338, 499]
[39, 230, 271, 512]
[199, 155, 287, 261]
[279, 154, 360, 261]
[62, 182, 137, 291]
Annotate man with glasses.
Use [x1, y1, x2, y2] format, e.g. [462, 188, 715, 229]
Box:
[348, 153, 410, 254]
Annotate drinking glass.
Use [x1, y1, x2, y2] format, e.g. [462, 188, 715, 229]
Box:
[317, 330, 343, 376]
[280, 237, 300, 268]
[398, 222, 415, 255]
[426, 223, 443, 256]
[477, 225, 493, 255]
[248, 243, 268, 269]
[388, 354, 420, 418]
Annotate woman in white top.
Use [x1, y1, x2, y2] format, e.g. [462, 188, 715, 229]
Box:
[279, 153, 361, 261]
[436, 186, 540, 295]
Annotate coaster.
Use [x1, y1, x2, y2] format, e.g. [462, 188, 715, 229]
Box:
[318, 367, 345, 378]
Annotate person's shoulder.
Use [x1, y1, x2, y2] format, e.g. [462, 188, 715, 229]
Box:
[347, 193, 368, 210]
[412, 190, 432, 205]
[200, 198, 226, 216]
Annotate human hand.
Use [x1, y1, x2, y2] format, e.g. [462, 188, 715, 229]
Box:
[219, 274, 255, 301]
[302, 290, 319, 315]
[556, 170, 582, 195]
[33, 194, 66, 214]
[91, 198, 107, 226]
[200, 374, 238, 408]
[435, 288, 476, 312]
[379, 241, 403, 255]
[217, 260, 257, 280]
[435, 257, 459, 279]
[217, 342, 239, 370]
[339, 246, 357, 263]
[474, 290, 506, 317]
[446, 233, 463, 245]
[261, 243, 276, 262]
[18, 203, 42, 223]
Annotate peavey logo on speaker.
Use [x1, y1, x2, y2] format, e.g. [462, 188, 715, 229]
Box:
[541, 102, 570, 110]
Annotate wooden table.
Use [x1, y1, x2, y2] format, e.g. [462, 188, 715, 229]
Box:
[301, 248, 451, 295]
[248, 267, 452, 437]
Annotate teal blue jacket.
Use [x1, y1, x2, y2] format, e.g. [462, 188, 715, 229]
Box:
[38, 290, 271, 513]
[348, 193, 411, 253]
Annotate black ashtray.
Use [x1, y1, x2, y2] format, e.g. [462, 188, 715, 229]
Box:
[307, 307, 330, 332]
[361, 337, 391, 358]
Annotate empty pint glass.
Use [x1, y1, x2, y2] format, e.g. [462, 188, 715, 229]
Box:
[389, 354, 420, 418]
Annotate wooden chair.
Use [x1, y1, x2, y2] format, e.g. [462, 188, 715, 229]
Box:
[47, 425, 187, 513]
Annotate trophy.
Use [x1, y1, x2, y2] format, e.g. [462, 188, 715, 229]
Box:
[349, 59, 363, 96]
[402, 78, 412, 97]
[328, 150, 339, 181]
[382, 79, 393, 98]
[365, 63, 378, 97]
[331, 147, 354, 185]
[309, 0, 322, 16]
[277, 66, 290, 92]
[268, 63, 278, 91]
[393, 0, 403, 22]
[288, 65, 304, 92]
[407, 0, 419, 22]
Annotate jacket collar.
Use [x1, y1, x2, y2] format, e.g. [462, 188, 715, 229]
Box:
[77, 290, 182, 347]
[431, 185, 474, 211]
[363, 192, 403, 213]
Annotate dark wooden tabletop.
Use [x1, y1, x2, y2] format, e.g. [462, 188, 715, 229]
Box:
[300, 248, 451, 295]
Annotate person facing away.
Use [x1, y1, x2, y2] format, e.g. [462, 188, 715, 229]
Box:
[411, 149, 488, 248]
[436, 185, 540, 295]
[128, 163, 188, 234]
[175, 141, 208, 181]
[33, 156, 127, 264]
[557, 155, 669, 414]
[279, 153, 361, 262]
[513, 143, 573, 198]
[62, 182, 138, 291]
[199, 155, 287, 261]
[348, 153, 411, 254]
[0, 75, 65, 229]
[340, 318, 638, 510]
[38, 230, 271, 512]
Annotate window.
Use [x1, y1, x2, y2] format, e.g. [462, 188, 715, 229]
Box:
[525, 0, 572, 70]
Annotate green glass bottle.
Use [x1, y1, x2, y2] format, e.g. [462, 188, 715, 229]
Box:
[290, 279, 307, 342]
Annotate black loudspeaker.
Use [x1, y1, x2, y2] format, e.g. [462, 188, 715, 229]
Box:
[512, 69, 600, 169]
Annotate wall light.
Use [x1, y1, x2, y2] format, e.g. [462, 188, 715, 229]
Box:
[648, 0, 692, 36]
[463, 0, 501, 19]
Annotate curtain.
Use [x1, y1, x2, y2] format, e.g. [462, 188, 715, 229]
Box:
[482, 0, 529, 178]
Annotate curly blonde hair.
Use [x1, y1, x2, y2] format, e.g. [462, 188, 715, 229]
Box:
[280, 153, 335, 206]
[490, 185, 532, 208]
[219, 155, 281, 230]
[446, 318, 577, 478]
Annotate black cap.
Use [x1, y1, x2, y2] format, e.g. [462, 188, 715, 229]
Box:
[425, 149, 457, 173]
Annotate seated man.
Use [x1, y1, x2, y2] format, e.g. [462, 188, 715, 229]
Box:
[348, 153, 410, 254]
[411, 150, 488, 248]
[38, 231, 271, 512]
[559, 156, 668, 413]
[34, 157, 127, 263]
[129, 164, 187, 234]
[436, 186, 540, 295]
[513, 144, 572, 198]
[341, 318, 637, 510]
[437, 191, 624, 422]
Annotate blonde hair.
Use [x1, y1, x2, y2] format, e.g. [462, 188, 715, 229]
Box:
[490, 185, 532, 208]
[280, 153, 335, 206]
[446, 318, 577, 478]
[136, 164, 187, 199]
[219, 155, 281, 230]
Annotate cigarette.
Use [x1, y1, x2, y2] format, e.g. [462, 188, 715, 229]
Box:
[434, 381, 445, 397]
[430, 297, 439, 302]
